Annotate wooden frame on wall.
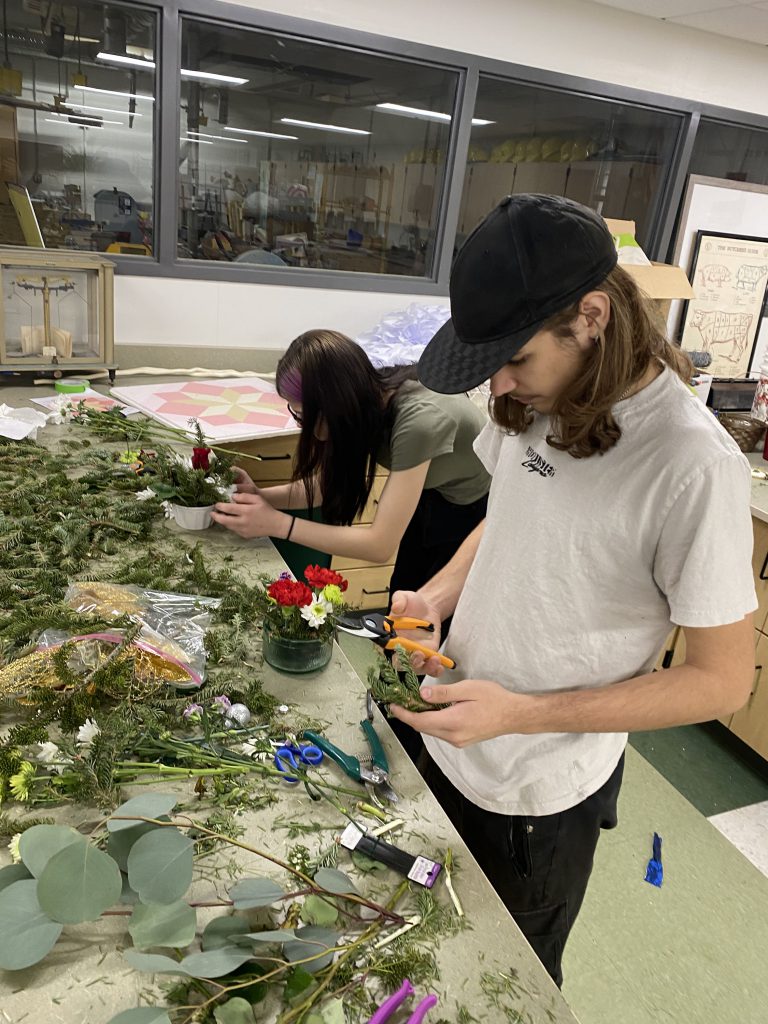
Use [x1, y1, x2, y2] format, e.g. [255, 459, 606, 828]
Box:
[679, 229, 768, 378]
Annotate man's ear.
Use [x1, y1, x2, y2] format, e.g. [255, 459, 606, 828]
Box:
[579, 290, 611, 334]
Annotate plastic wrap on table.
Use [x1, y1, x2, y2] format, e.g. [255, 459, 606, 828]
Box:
[64, 581, 221, 684]
[31, 626, 203, 691]
[355, 303, 450, 368]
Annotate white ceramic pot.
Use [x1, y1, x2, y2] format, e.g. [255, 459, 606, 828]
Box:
[171, 503, 215, 530]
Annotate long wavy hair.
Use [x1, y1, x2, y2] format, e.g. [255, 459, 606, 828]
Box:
[275, 330, 417, 524]
[491, 265, 693, 458]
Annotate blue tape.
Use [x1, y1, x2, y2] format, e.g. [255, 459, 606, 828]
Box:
[644, 832, 663, 887]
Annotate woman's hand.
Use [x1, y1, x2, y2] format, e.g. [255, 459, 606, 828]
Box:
[388, 589, 445, 677]
[233, 467, 258, 495]
[211, 492, 286, 539]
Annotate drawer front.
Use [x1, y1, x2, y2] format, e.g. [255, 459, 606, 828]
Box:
[727, 631, 768, 758]
[356, 476, 387, 525]
[224, 434, 299, 484]
[751, 518, 768, 634]
[343, 565, 394, 610]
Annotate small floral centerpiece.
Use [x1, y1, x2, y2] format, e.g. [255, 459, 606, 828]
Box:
[257, 565, 349, 674]
[139, 421, 237, 530]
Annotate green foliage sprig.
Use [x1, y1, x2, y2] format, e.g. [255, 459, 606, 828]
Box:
[367, 647, 450, 713]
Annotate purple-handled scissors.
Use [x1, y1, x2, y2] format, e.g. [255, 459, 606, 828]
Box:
[366, 978, 438, 1024]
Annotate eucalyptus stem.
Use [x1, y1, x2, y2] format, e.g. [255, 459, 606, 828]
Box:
[109, 815, 405, 924]
[276, 878, 410, 1024]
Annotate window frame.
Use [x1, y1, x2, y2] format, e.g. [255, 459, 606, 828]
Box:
[11, 0, 768, 292]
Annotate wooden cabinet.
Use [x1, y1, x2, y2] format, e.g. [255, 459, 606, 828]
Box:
[227, 433, 395, 612]
[728, 631, 768, 754]
[715, 515, 768, 758]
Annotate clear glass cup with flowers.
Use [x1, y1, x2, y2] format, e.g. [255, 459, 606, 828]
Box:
[257, 565, 349, 674]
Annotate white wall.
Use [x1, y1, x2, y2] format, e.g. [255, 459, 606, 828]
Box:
[122, 0, 768, 354]
[115, 275, 443, 349]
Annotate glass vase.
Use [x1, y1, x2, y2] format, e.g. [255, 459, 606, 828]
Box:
[262, 621, 333, 674]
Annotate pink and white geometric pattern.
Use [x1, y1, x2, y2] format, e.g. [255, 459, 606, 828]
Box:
[110, 377, 297, 442]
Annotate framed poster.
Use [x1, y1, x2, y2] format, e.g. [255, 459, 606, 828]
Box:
[679, 230, 768, 378]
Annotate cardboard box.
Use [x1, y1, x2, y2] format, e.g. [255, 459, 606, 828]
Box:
[603, 218, 693, 315]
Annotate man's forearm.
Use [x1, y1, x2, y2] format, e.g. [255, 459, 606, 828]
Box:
[420, 520, 485, 620]
[517, 663, 750, 735]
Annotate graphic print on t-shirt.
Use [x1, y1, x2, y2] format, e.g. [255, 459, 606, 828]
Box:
[522, 445, 556, 478]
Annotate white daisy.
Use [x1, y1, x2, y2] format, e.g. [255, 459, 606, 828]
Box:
[300, 598, 333, 629]
[36, 741, 72, 775]
[76, 718, 101, 750]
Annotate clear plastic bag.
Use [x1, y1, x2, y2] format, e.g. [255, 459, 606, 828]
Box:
[63, 581, 221, 686]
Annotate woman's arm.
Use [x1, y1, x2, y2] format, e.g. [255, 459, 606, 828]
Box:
[212, 462, 431, 563]
[233, 468, 318, 510]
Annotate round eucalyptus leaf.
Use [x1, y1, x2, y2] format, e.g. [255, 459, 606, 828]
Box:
[128, 900, 196, 950]
[180, 946, 254, 979]
[244, 929, 294, 945]
[108, 793, 178, 832]
[106, 1010, 172, 1024]
[18, 824, 85, 878]
[0, 879, 63, 970]
[107, 821, 162, 871]
[313, 867, 358, 896]
[284, 926, 338, 973]
[213, 997, 256, 1024]
[0, 863, 31, 893]
[124, 949, 190, 975]
[38, 841, 122, 923]
[229, 876, 285, 909]
[300, 895, 338, 927]
[201, 914, 252, 950]
[127, 829, 193, 904]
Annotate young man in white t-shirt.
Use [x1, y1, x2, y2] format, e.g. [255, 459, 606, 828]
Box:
[389, 194, 756, 987]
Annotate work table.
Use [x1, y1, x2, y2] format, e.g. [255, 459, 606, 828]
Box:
[0, 378, 578, 1024]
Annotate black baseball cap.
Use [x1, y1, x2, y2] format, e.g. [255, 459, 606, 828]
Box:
[418, 194, 618, 394]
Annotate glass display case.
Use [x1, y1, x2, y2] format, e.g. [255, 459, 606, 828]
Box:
[0, 247, 115, 377]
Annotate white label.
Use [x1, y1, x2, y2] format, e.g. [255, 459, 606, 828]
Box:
[339, 822, 364, 851]
[408, 855, 437, 886]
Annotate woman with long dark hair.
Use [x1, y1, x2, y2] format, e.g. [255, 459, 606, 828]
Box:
[212, 328, 490, 603]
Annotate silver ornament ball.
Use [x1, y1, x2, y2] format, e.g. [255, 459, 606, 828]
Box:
[225, 703, 251, 727]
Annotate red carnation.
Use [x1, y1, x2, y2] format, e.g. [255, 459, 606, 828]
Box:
[191, 446, 211, 471]
[268, 579, 313, 607]
[304, 565, 348, 592]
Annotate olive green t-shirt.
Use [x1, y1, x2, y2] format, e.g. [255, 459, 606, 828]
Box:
[376, 382, 490, 505]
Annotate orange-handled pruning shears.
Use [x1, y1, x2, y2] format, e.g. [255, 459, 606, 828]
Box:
[336, 612, 456, 670]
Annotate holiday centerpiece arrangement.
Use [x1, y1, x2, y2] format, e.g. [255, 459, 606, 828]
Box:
[256, 566, 349, 674]
[135, 422, 237, 531]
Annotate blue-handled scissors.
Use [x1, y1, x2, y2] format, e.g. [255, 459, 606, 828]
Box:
[273, 741, 323, 783]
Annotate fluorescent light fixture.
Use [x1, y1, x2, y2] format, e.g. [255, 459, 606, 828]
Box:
[49, 111, 124, 125]
[181, 69, 248, 85]
[45, 118, 105, 128]
[186, 130, 246, 143]
[66, 104, 143, 117]
[375, 102, 494, 127]
[74, 85, 154, 102]
[224, 126, 298, 140]
[181, 136, 213, 144]
[97, 52, 155, 69]
[280, 118, 369, 136]
[376, 102, 450, 123]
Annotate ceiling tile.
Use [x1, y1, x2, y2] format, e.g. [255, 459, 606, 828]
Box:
[591, 1, 746, 17]
[671, 4, 768, 43]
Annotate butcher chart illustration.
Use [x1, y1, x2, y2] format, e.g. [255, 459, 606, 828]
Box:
[682, 232, 768, 377]
[109, 378, 296, 442]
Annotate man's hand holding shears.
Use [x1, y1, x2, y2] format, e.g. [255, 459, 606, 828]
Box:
[387, 588, 525, 749]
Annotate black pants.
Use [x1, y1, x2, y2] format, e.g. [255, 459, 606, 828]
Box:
[420, 749, 625, 988]
[383, 488, 488, 762]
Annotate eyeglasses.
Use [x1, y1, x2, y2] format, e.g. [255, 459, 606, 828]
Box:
[287, 403, 304, 426]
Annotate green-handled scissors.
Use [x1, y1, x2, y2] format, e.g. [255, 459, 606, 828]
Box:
[302, 720, 398, 806]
